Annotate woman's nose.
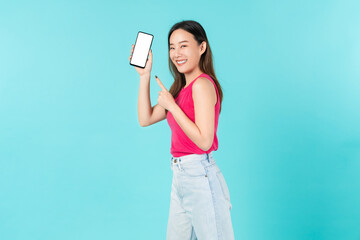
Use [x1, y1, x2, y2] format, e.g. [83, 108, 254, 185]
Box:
[174, 48, 182, 57]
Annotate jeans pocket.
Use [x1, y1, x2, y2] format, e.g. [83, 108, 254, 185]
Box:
[181, 162, 207, 177]
[216, 170, 232, 210]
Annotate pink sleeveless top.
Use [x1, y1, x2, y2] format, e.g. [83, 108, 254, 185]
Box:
[166, 73, 220, 157]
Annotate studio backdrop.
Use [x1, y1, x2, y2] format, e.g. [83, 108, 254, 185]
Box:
[0, 0, 359, 239]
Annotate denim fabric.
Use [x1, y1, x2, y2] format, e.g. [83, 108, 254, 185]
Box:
[166, 152, 234, 240]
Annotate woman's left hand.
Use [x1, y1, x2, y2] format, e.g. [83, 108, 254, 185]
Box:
[155, 75, 176, 112]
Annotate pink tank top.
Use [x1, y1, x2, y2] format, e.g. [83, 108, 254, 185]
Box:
[166, 73, 220, 157]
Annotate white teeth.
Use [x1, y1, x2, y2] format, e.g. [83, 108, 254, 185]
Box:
[177, 60, 187, 64]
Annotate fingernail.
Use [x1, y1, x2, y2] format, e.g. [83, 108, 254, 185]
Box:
[155, 75, 158, 79]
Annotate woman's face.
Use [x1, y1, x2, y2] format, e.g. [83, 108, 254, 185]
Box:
[169, 29, 206, 74]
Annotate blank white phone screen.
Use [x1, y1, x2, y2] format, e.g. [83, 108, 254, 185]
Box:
[130, 32, 153, 68]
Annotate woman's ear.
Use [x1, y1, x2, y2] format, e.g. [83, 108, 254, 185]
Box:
[200, 41, 207, 55]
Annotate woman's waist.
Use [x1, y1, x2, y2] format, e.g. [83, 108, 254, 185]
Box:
[171, 151, 214, 165]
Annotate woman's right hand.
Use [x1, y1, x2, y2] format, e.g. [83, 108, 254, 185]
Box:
[129, 44, 153, 77]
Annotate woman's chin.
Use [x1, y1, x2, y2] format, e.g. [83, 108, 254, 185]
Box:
[177, 67, 190, 74]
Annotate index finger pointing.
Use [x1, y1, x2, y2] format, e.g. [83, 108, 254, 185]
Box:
[155, 75, 167, 91]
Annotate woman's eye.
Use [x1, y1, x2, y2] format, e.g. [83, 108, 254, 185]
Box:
[169, 45, 186, 50]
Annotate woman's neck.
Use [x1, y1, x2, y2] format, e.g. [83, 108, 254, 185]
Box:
[184, 70, 204, 87]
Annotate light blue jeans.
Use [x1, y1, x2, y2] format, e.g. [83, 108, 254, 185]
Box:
[166, 152, 234, 240]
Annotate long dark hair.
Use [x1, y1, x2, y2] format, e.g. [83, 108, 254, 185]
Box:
[166, 20, 223, 115]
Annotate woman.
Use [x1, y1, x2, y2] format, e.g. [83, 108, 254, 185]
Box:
[129, 20, 234, 240]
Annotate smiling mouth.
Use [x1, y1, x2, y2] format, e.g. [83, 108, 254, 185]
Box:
[176, 59, 187, 65]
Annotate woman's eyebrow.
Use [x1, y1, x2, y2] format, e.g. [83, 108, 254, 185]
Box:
[170, 40, 189, 45]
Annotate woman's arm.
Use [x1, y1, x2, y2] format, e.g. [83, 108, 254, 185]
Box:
[137, 74, 152, 127]
[129, 46, 165, 127]
[169, 77, 217, 151]
[137, 74, 166, 127]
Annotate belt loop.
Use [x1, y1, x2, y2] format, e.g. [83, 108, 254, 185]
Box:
[178, 157, 183, 170]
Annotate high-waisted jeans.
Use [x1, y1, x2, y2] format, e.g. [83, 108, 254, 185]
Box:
[166, 152, 234, 240]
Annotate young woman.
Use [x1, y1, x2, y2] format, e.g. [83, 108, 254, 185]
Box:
[129, 20, 234, 240]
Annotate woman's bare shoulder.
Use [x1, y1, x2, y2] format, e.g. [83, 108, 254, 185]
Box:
[193, 77, 216, 92]
[192, 77, 217, 104]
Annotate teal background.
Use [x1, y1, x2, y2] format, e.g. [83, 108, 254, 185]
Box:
[1, 0, 359, 239]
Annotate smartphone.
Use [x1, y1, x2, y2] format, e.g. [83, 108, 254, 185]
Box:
[130, 31, 154, 68]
